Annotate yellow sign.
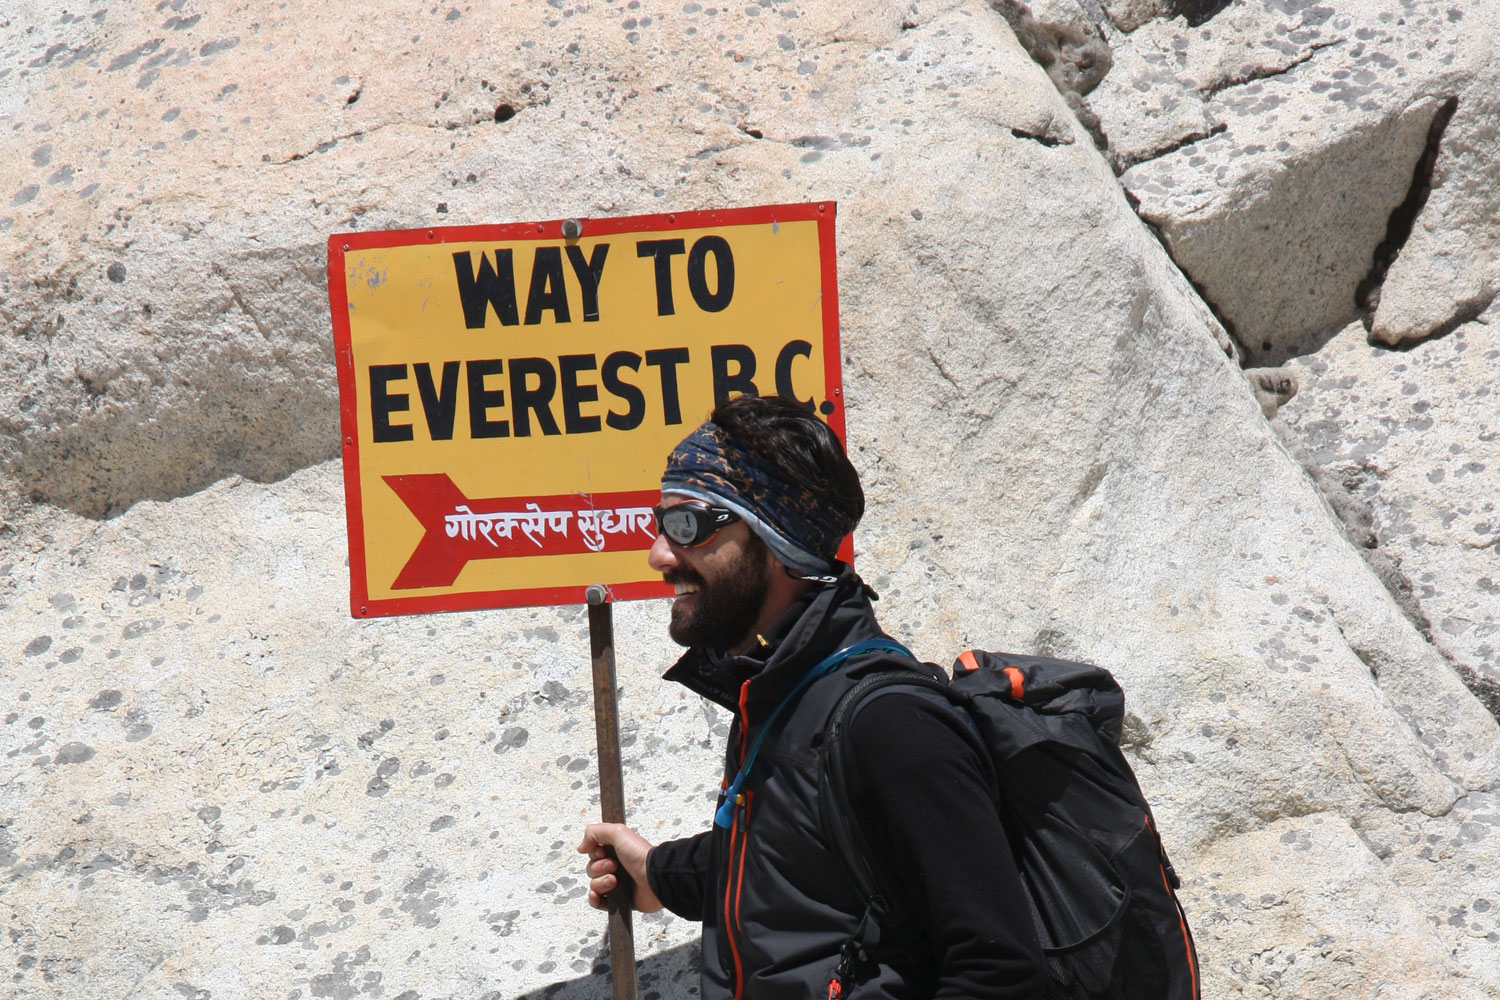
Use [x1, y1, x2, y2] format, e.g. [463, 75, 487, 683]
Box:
[328, 204, 845, 617]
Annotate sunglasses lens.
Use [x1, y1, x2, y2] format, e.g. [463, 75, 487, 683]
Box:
[659, 507, 703, 545]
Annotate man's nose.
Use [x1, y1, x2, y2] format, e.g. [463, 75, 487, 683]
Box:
[647, 531, 678, 573]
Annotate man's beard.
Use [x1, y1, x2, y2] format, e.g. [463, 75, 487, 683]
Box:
[665, 535, 772, 650]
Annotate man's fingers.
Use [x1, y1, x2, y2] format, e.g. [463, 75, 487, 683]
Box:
[575, 821, 662, 913]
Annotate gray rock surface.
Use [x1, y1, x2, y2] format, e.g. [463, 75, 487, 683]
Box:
[3, 1, 1499, 998]
[1279, 304, 1500, 694]
[1090, 0, 1500, 358]
[1, 466, 716, 999]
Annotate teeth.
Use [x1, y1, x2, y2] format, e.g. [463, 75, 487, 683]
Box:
[674, 583, 699, 595]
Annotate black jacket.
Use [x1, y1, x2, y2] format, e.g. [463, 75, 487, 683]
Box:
[646, 567, 1045, 999]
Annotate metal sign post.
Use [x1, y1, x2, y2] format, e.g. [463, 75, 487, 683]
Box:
[586, 584, 635, 1000]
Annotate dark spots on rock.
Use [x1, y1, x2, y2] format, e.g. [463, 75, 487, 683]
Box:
[107, 39, 164, 73]
[1448, 8, 1463, 21]
[494, 727, 529, 752]
[434, 773, 455, 788]
[364, 888, 382, 904]
[54, 742, 95, 765]
[166, 14, 202, 30]
[25, 635, 52, 657]
[28, 716, 45, 730]
[200, 37, 240, 58]
[126, 723, 154, 742]
[182, 129, 198, 141]
[399, 867, 446, 928]
[13, 184, 40, 205]
[122, 618, 163, 640]
[429, 815, 456, 832]
[32, 144, 52, 167]
[88, 689, 123, 710]
[494, 103, 515, 123]
[263, 924, 295, 945]
[446, 7, 462, 19]
[197, 806, 221, 822]
[357, 719, 395, 749]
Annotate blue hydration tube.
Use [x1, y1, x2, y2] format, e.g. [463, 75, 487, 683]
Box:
[713, 637, 914, 829]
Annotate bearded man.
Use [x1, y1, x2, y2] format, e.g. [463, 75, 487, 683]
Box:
[578, 394, 1044, 999]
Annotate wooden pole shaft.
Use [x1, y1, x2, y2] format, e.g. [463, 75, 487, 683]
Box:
[586, 585, 636, 1000]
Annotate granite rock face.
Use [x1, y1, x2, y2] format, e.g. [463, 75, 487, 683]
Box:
[3, 2, 1500, 999]
[1088, 0, 1500, 358]
[1279, 304, 1500, 695]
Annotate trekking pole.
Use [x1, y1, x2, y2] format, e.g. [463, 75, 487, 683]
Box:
[586, 584, 637, 1000]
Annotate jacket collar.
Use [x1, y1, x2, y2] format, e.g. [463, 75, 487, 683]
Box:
[661, 564, 887, 718]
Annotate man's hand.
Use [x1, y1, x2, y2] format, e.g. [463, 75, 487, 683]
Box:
[577, 823, 663, 913]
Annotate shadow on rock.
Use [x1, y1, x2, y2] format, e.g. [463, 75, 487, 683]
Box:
[517, 941, 699, 1000]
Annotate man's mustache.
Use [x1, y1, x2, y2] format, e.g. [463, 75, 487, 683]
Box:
[663, 568, 705, 588]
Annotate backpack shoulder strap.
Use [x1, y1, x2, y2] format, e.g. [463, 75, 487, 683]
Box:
[820, 667, 976, 954]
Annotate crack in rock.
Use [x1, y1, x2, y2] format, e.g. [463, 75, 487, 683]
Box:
[1201, 39, 1344, 99]
[1358, 97, 1460, 326]
[1119, 122, 1226, 171]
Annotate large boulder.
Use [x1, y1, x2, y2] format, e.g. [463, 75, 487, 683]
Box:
[1088, 0, 1500, 358]
[4, 2, 1498, 999]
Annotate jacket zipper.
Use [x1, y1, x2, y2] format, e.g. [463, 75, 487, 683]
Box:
[723, 679, 754, 1000]
[1146, 813, 1200, 1000]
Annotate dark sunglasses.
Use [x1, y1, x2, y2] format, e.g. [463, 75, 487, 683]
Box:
[652, 502, 742, 547]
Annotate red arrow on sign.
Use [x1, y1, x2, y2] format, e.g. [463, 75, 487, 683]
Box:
[383, 474, 662, 590]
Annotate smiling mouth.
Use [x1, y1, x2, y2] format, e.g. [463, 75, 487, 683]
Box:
[674, 583, 700, 596]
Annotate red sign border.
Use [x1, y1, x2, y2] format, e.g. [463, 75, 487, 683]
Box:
[328, 202, 845, 618]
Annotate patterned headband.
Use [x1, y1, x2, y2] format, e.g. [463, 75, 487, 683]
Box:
[661, 420, 853, 576]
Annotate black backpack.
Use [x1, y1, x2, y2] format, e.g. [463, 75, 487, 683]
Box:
[820, 647, 1200, 1000]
